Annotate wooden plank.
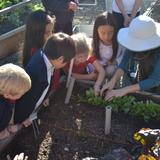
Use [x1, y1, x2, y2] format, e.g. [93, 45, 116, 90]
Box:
[0, 26, 26, 58]
[0, 0, 35, 15]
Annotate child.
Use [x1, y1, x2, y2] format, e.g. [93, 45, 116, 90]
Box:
[93, 11, 124, 79]
[66, 33, 105, 96]
[14, 32, 76, 125]
[0, 64, 31, 140]
[23, 10, 55, 67]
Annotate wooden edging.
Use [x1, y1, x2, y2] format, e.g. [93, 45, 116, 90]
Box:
[0, 0, 37, 15]
[0, 25, 26, 41]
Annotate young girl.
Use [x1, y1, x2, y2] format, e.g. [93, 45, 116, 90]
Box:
[66, 33, 105, 96]
[93, 11, 125, 79]
[23, 10, 54, 67]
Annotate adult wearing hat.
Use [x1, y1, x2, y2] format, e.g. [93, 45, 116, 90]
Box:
[101, 15, 160, 100]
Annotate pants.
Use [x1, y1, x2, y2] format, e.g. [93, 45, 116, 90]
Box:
[112, 11, 140, 31]
[54, 21, 73, 35]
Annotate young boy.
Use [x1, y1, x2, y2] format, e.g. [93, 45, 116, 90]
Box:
[14, 32, 76, 125]
[0, 64, 31, 140]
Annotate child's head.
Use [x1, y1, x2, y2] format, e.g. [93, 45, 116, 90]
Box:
[43, 32, 76, 69]
[71, 33, 91, 64]
[93, 12, 118, 61]
[23, 10, 55, 66]
[0, 64, 31, 100]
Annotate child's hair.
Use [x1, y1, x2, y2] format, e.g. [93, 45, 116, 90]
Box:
[0, 63, 31, 96]
[23, 10, 55, 67]
[93, 11, 118, 62]
[71, 33, 91, 55]
[43, 32, 76, 62]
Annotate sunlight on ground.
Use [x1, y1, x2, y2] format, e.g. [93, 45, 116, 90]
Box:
[37, 131, 53, 160]
[75, 118, 82, 133]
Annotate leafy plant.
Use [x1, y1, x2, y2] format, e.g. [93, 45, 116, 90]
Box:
[78, 88, 160, 122]
[0, 0, 43, 35]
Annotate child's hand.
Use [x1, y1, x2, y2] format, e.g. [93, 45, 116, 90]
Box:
[22, 119, 32, 128]
[43, 98, 50, 107]
[100, 79, 115, 97]
[94, 84, 100, 96]
[88, 72, 97, 80]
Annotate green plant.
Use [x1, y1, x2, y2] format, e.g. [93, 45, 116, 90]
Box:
[78, 88, 160, 122]
[0, 0, 22, 10]
[0, 0, 44, 34]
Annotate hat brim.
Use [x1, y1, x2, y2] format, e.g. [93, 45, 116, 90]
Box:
[117, 22, 160, 52]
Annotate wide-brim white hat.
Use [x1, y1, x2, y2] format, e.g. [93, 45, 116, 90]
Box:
[118, 15, 160, 52]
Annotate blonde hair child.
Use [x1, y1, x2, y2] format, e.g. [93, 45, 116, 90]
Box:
[0, 63, 31, 140]
[67, 33, 105, 96]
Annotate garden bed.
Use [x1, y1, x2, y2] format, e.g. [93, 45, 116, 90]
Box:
[0, 83, 160, 160]
[0, 0, 160, 159]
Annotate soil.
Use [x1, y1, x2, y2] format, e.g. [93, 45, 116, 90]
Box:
[0, 83, 160, 160]
[0, 0, 160, 159]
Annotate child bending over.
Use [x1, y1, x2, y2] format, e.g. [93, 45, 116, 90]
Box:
[0, 64, 31, 140]
[66, 33, 105, 96]
[14, 32, 76, 125]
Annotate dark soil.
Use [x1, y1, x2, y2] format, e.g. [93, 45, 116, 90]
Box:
[0, 0, 160, 159]
[0, 83, 160, 160]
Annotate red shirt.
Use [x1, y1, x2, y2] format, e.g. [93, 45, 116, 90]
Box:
[66, 55, 96, 74]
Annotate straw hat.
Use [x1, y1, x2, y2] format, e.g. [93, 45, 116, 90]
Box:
[117, 15, 160, 52]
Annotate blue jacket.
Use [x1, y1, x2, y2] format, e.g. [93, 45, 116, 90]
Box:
[119, 48, 160, 91]
[42, 0, 78, 24]
[14, 50, 50, 123]
[0, 96, 13, 131]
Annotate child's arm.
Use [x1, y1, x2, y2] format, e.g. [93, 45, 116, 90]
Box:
[72, 72, 97, 80]
[92, 60, 105, 95]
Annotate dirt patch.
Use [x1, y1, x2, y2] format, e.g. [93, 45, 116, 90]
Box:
[0, 83, 159, 160]
[0, 1, 160, 159]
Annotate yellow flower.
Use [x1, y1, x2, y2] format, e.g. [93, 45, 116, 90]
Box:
[138, 154, 156, 160]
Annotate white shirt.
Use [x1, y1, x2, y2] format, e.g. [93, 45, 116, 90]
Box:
[35, 53, 54, 108]
[29, 53, 54, 121]
[99, 41, 125, 66]
[99, 42, 113, 66]
[112, 0, 140, 14]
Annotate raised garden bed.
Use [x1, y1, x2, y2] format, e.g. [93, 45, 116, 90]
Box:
[0, 84, 159, 160]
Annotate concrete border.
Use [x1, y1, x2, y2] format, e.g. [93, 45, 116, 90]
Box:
[143, 0, 158, 15]
[79, 0, 97, 6]
[0, 25, 26, 58]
